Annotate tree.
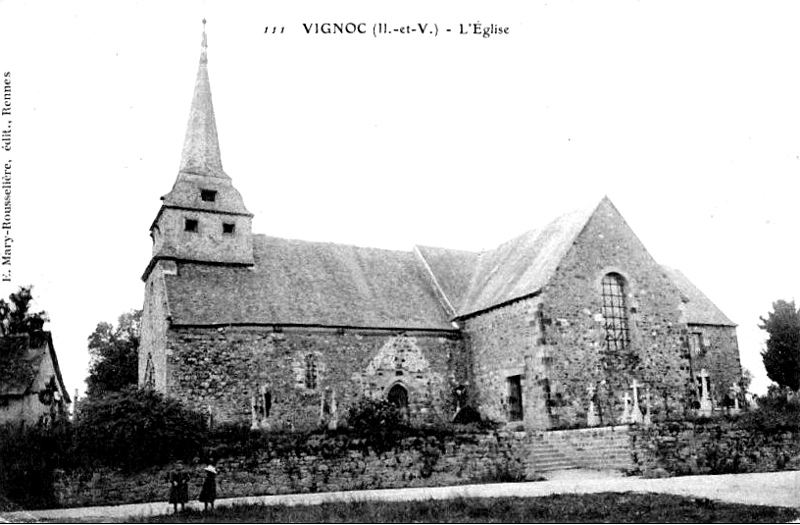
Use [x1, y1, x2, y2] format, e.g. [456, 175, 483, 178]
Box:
[760, 300, 800, 392]
[0, 286, 49, 389]
[85, 309, 141, 397]
[74, 386, 206, 471]
[0, 285, 48, 338]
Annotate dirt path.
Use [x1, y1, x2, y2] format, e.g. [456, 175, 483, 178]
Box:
[2, 470, 799, 522]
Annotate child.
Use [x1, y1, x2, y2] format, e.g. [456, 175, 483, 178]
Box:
[198, 461, 217, 512]
[167, 468, 188, 513]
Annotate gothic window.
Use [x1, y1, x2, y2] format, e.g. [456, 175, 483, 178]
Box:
[388, 384, 409, 410]
[507, 376, 523, 421]
[305, 354, 318, 390]
[144, 353, 155, 390]
[184, 218, 198, 232]
[200, 189, 217, 202]
[601, 273, 630, 351]
[222, 223, 235, 234]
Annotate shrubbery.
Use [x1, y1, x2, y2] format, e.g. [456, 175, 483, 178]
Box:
[735, 393, 800, 434]
[0, 418, 74, 509]
[74, 386, 207, 471]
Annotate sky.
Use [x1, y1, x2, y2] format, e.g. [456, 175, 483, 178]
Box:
[0, 0, 799, 398]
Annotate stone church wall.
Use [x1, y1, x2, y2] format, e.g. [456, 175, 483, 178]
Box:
[164, 326, 467, 429]
[685, 324, 742, 408]
[462, 297, 543, 427]
[139, 261, 174, 393]
[538, 199, 693, 427]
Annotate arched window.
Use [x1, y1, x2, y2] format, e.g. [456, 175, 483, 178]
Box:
[305, 354, 318, 390]
[144, 353, 155, 390]
[601, 273, 630, 351]
[387, 384, 409, 410]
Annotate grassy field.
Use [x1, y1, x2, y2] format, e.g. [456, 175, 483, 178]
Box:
[137, 492, 800, 523]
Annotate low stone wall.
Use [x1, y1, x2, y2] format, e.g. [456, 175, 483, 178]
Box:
[630, 421, 800, 477]
[53, 431, 536, 508]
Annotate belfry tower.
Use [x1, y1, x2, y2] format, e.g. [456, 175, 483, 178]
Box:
[139, 21, 254, 391]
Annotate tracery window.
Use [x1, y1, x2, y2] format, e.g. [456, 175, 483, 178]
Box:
[601, 273, 630, 351]
[305, 354, 318, 390]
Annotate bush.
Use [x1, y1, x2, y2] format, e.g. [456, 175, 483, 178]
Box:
[74, 386, 207, 471]
[736, 394, 800, 434]
[345, 398, 406, 431]
[0, 417, 74, 509]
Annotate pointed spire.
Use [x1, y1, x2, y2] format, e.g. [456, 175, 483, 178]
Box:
[179, 19, 228, 179]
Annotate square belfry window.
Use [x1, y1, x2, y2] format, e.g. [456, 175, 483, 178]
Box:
[200, 189, 217, 202]
[184, 218, 198, 232]
[223, 223, 235, 234]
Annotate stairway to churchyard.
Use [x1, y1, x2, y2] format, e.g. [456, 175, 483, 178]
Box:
[528, 425, 634, 474]
[528, 439, 579, 472]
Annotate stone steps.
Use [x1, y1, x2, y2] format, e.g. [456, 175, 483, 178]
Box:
[536, 427, 635, 472]
[528, 440, 578, 473]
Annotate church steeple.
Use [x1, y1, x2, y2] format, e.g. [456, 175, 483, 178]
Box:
[143, 20, 254, 281]
[179, 19, 228, 179]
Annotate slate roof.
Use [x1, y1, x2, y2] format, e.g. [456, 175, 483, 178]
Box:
[0, 332, 71, 402]
[163, 198, 735, 330]
[164, 235, 454, 330]
[662, 266, 736, 326]
[449, 202, 597, 317]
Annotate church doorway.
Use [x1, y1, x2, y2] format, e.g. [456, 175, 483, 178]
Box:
[387, 384, 409, 410]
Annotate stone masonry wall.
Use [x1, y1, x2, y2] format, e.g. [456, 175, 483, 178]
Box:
[52, 431, 535, 508]
[165, 326, 467, 429]
[139, 261, 174, 393]
[539, 199, 692, 427]
[686, 324, 742, 409]
[462, 297, 544, 427]
[630, 420, 800, 477]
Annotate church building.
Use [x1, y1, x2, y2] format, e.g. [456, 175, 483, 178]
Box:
[139, 25, 742, 431]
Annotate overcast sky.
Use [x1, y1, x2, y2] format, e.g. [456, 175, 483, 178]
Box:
[1, 0, 798, 398]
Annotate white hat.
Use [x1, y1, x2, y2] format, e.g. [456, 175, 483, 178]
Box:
[204, 465, 217, 474]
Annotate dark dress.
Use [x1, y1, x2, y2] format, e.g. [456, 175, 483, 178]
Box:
[198, 469, 217, 503]
[168, 472, 188, 505]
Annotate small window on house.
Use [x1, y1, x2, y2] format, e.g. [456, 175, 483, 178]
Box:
[601, 273, 630, 351]
[305, 354, 318, 390]
[507, 375, 523, 421]
[222, 223, 235, 234]
[200, 189, 217, 202]
[184, 218, 198, 232]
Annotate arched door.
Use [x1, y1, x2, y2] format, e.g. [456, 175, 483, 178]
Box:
[387, 384, 409, 410]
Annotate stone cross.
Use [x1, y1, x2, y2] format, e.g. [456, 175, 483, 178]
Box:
[328, 390, 338, 430]
[619, 392, 632, 424]
[698, 368, 713, 416]
[587, 384, 599, 427]
[731, 382, 741, 412]
[643, 386, 653, 426]
[250, 395, 258, 430]
[630, 380, 644, 424]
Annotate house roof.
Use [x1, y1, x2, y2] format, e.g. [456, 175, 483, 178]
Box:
[0, 332, 71, 402]
[164, 235, 455, 330]
[662, 266, 736, 327]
